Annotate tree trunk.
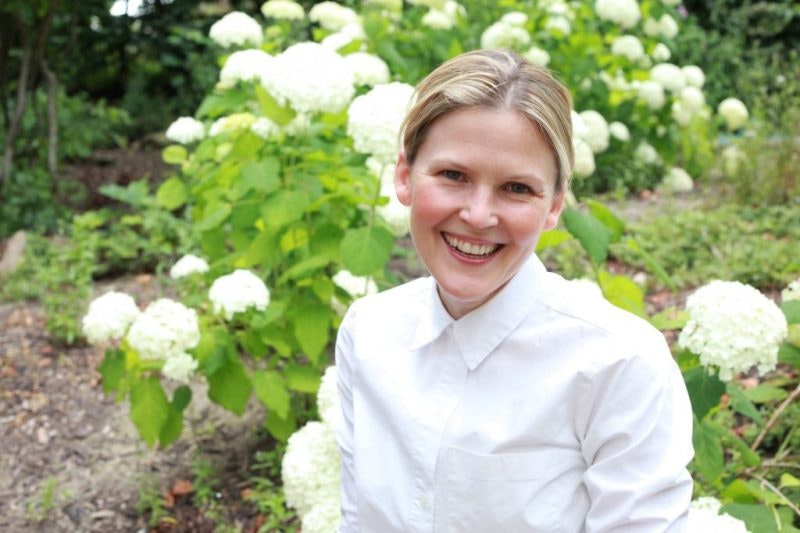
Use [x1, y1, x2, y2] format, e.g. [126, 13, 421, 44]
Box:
[0, 35, 32, 184]
[41, 59, 59, 177]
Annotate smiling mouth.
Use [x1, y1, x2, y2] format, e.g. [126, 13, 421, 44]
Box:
[442, 233, 503, 258]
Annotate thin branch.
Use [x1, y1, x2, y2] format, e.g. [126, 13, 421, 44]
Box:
[751, 382, 800, 452]
[750, 473, 800, 518]
[1, 29, 32, 183]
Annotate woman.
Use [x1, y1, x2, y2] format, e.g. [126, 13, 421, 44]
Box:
[335, 49, 693, 532]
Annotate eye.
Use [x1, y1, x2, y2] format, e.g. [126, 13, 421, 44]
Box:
[505, 182, 532, 194]
[442, 169, 463, 181]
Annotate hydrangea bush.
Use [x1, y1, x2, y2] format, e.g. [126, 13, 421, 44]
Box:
[92, 1, 797, 529]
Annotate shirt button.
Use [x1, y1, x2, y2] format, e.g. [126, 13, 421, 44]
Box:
[417, 494, 430, 509]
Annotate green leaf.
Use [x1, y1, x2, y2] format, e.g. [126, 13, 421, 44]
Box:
[649, 307, 689, 330]
[159, 404, 183, 448]
[241, 328, 268, 357]
[781, 300, 800, 324]
[586, 199, 625, 242]
[743, 383, 789, 403]
[261, 190, 310, 231]
[235, 231, 280, 270]
[254, 84, 296, 126]
[196, 89, 251, 119]
[156, 177, 188, 210]
[278, 255, 330, 284]
[721, 504, 778, 533]
[285, 364, 321, 393]
[129, 377, 170, 448]
[98, 348, 126, 394]
[241, 158, 280, 194]
[172, 386, 192, 412]
[340, 225, 395, 276]
[265, 411, 297, 441]
[625, 238, 677, 291]
[292, 303, 331, 363]
[778, 343, 800, 370]
[207, 356, 252, 416]
[723, 430, 761, 467]
[162, 145, 187, 165]
[196, 202, 232, 232]
[251, 370, 291, 419]
[780, 473, 800, 488]
[561, 208, 612, 264]
[535, 229, 573, 251]
[683, 366, 726, 419]
[726, 383, 764, 424]
[597, 270, 646, 317]
[691, 417, 724, 482]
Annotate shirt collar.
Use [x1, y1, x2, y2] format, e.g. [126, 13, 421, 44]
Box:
[409, 254, 549, 370]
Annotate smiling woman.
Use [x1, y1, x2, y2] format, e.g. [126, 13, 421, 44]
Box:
[334, 49, 694, 532]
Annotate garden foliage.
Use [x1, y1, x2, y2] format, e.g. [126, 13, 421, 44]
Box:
[54, 0, 800, 530]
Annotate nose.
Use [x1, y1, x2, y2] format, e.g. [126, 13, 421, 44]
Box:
[459, 186, 498, 228]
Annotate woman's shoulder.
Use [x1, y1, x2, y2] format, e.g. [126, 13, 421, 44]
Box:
[346, 275, 432, 324]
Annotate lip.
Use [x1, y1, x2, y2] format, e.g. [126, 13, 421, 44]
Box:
[441, 232, 504, 264]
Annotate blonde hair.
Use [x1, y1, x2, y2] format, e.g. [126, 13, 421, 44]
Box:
[401, 49, 574, 192]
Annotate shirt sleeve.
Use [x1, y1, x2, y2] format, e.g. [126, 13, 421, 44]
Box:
[335, 305, 359, 532]
[580, 334, 694, 532]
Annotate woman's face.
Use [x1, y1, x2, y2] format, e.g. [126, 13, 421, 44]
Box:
[395, 106, 564, 319]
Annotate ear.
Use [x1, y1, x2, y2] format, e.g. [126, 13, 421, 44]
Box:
[543, 190, 565, 231]
[394, 150, 412, 206]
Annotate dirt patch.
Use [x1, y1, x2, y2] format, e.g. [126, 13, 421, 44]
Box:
[0, 276, 271, 532]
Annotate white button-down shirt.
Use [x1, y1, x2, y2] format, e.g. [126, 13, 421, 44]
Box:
[335, 255, 693, 532]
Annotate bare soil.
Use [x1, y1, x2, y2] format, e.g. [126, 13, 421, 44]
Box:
[0, 275, 273, 533]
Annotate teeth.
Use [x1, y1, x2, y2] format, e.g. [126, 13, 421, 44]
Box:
[444, 234, 499, 256]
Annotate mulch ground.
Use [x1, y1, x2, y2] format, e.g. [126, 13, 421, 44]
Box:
[0, 275, 275, 532]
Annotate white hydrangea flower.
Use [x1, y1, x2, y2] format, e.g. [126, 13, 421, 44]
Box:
[208, 112, 257, 137]
[782, 279, 800, 302]
[679, 280, 788, 381]
[347, 82, 414, 164]
[333, 270, 379, 300]
[301, 500, 341, 533]
[652, 43, 671, 62]
[682, 65, 706, 88]
[378, 192, 410, 236]
[261, 42, 355, 114]
[343, 52, 390, 86]
[282, 421, 341, 517]
[545, 16, 571, 35]
[660, 166, 693, 192]
[320, 31, 357, 51]
[571, 110, 588, 139]
[162, 352, 199, 383]
[635, 141, 661, 165]
[127, 299, 200, 361]
[208, 269, 270, 320]
[578, 110, 610, 154]
[680, 86, 705, 113]
[82, 291, 141, 345]
[659, 14, 679, 38]
[316, 366, 342, 430]
[718, 97, 749, 131]
[671, 100, 693, 127]
[501, 11, 528, 26]
[209, 11, 263, 48]
[688, 498, 750, 532]
[308, 1, 359, 31]
[523, 46, 550, 66]
[422, 9, 454, 29]
[595, 0, 641, 29]
[369, 0, 403, 10]
[600, 71, 631, 91]
[480, 20, 531, 49]
[283, 113, 312, 136]
[638, 80, 666, 110]
[251, 117, 281, 140]
[219, 49, 274, 87]
[608, 121, 630, 141]
[573, 140, 596, 178]
[650, 63, 686, 93]
[165, 117, 205, 145]
[170, 254, 210, 279]
[261, 0, 305, 20]
[611, 35, 645, 61]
